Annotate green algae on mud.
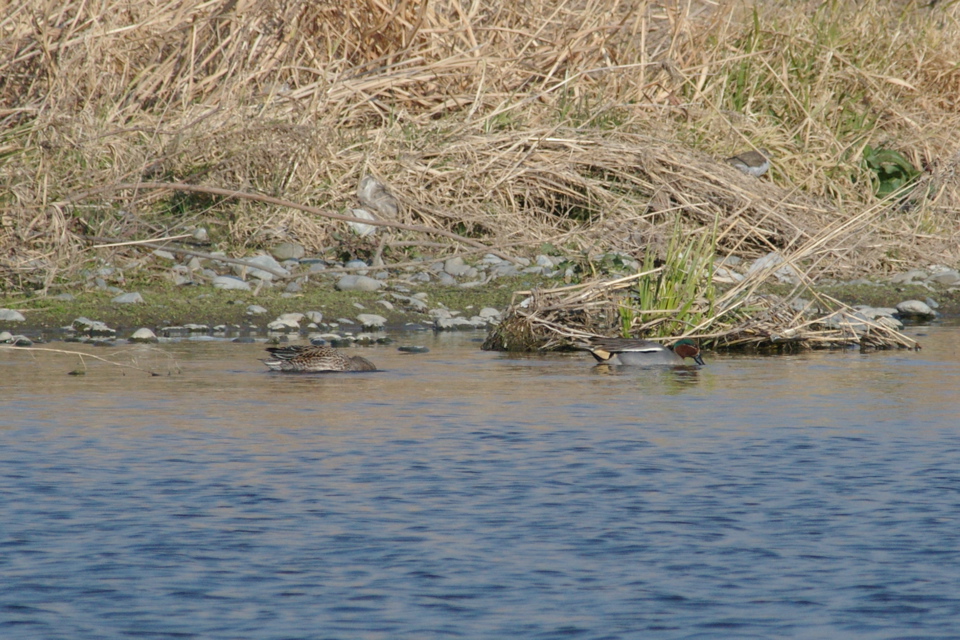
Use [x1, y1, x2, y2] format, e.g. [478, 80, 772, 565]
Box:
[0, 275, 550, 335]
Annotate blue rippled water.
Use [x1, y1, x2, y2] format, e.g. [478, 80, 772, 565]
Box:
[2, 326, 960, 639]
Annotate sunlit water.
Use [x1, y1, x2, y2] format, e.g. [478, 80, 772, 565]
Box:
[2, 325, 960, 639]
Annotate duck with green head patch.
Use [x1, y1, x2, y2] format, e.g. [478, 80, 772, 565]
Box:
[580, 337, 705, 366]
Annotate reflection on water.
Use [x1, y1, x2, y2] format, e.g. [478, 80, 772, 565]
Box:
[2, 326, 960, 639]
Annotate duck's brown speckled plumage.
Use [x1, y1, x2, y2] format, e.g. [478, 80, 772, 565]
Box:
[262, 345, 377, 372]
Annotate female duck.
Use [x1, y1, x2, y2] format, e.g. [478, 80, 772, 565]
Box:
[580, 337, 705, 366]
[262, 345, 377, 372]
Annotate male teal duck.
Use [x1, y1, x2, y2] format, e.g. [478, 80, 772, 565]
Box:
[580, 337, 705, 366]
[262, 345, 377, 372]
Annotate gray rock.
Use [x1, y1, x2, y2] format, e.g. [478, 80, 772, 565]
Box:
[347, 208, 377, 237]
[493, 264, 520, 278]
[152, 249, 176, 261]
[356, 314, 387, 330]
[270, 242, 305, 261]
[267, 319, 300, 332]
[929, 269, 960, 286]
[336, 275, 383, 291]
[435, 317, 482, 331]
[481, 254, 505, 265]
[429, 308, 454, 319]
[309, 262, 327, 273]
[428, 261, 445, 273]
[376, 300, 395, 311]
[896, 299, 937, 319]
[284, 280, 302, 294]
[344, 259, 369, 273]
[820, 311, 869, 334]
[191, 227, 209, 242]
[0, 308, 26, 322]
[390, 294, 428, 311]
[277, 313, 305, 325]
[438, 272, 457, 286]
[875, 316, 904, 330]
[889, 269, 928, 284]
[925, 297, 940, 310]
[130, 328, 159, 343]
[478, 307, 501, 320]
[305, 311, 324, 324]
[746, 251, 799, 283]
[410, 272, 431, 283]
[246, 305, 269, 316]
[213, 275, 251, 291]
[536, 254, 555, 268]
[183, 324, 210, 332]
[444, 257, 471, 277]
[235, 254, 288, 281]
[0, 331, 13, 342]
[112, 292, 144, 304]
[52, 293, 75, 301]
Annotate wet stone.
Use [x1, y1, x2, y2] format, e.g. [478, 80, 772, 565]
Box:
[130, 328, 159, 343]
[896, 299, 937, 319]
[72, 317, 116, 337]
[398, 345, 430, 353]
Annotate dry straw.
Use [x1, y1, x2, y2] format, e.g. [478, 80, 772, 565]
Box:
[2, 0, 959, 300]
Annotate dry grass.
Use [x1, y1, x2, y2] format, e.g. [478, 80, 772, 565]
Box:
[2, 0, 960, 291]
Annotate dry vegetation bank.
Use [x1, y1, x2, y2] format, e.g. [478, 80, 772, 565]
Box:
[2, 0, 960, 299]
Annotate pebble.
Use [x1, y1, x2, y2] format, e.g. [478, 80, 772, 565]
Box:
[0, 331, 12, 342]
[305, 311, 324, 324]
[438, 272, 457, 286]
[246, 305, 269, 316]
[213, 275, 251, 291]
[0, 308, 26, 322]
[112, 292, 144, 304]
[153, 249, 176, 261]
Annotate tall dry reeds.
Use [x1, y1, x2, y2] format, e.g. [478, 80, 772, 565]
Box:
[2, 0, 960, 291]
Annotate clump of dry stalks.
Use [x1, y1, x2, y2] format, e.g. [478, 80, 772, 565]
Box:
[1, 0, 958, 352]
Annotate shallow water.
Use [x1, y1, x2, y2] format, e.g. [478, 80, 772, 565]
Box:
[2, 325, 960, 639]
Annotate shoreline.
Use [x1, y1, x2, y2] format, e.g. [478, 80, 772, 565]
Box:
[1, 272, 956, 346]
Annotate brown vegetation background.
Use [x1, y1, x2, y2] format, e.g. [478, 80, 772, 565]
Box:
[2, 0, 960, 291]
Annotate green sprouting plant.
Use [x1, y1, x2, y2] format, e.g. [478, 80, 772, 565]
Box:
[619, 217, 716, 338]
[862, 145, 920, 199]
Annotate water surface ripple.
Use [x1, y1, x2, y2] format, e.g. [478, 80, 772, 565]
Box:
[2, 327, 959, 639]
